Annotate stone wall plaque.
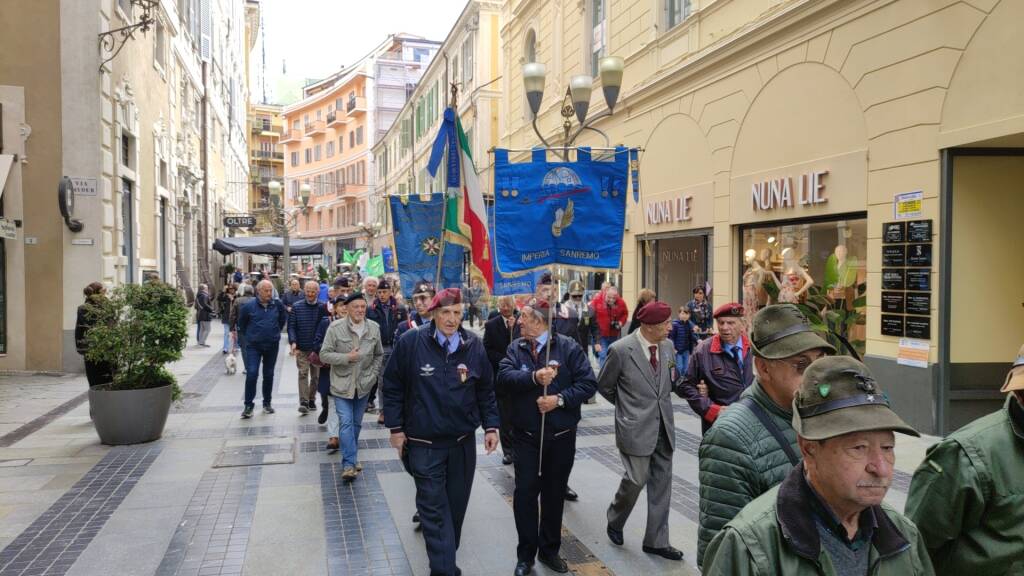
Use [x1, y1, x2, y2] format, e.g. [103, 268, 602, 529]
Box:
[882, 245, 906, 267]
[906, 293, 931, 316]
[905, 316, 931, 339]
[906, 269, 931, 292]
[881, 315, 905, 337]
[906, 243, 932, 266]
[882, 269, 905, 290]
[882, 292, 905, 313]
[906, 220, 932, 242]
[883, 222, 905, 244]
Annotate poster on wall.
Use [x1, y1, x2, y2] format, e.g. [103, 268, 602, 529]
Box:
[897, 338, 929, 368]
[894, 190, 923, 220]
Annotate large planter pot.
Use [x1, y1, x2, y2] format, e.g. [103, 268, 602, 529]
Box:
[89, 384, 173, 445]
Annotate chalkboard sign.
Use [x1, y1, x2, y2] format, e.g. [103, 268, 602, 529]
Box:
[882, 292, 905, 313]
[882, 269, 906, 290]
[883, 222, 906, 244]
[907, 220, 932, 242]
[905, 316, 931, 339]
[881, 315, 905, 337]
[882, 245, 906, 267]
[906, 293, 931, 316]
[906, 269, 931, 292]
[906, 243, 932, 267]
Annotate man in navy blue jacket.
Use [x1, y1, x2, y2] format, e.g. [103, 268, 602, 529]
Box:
[498, 298, 597, 576]
[288, 280, 330, 414]
[395, 279, 435, 341]
[365, 279, 407, 414]
[382, 288, 499, 576]
[237, 280, 288, 419]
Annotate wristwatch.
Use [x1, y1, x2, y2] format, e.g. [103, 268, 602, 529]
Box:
[556, 394, 565, 408]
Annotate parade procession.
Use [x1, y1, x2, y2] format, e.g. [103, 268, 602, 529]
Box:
[2, 0, 1024, 575]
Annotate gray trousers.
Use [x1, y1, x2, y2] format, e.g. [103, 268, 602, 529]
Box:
[197, 321, 212, 345]
[606, 423, 673, 548]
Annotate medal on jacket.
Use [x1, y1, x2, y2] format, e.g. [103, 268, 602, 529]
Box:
[547, 360, 560, 379]
[457, 363, 469, 383]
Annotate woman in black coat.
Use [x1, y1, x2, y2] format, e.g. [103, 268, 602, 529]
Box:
[75, 282, 112, 388]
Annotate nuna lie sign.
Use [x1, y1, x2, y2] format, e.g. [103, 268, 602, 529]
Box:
[751, 170, 828, 211]
[646, 195, 693, 225]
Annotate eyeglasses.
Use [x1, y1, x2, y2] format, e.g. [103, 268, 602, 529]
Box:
[779, 352, 826, 374]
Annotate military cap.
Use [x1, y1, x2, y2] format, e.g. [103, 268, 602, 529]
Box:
[429, 287, 463, 311]
[343, 292, 366, 305]
[636, 301, 672, 325]
[793, 356, 919, 440]
[750, 304, 835, 359]
[412, 279, 436, 297]
[377, 279, 391, 290]
[713, 302, 744, 319]
[999, 344, 1024, 393]
[333, 276, 350, 288]
[568, 281, 584, 296]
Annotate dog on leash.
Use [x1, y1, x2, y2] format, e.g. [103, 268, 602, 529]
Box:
[225, 350, 238, 375]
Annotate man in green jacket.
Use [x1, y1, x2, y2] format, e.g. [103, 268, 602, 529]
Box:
[904, 344, 1024, 575]
[703, 356, 933, 575]
[695, 304, 835, 565]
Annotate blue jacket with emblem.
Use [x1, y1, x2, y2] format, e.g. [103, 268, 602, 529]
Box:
[382, 322, 499, 444]
[288, 298, 329, 351]
[237, 298, 288, 346]
[497, 333, 597, 433]
[367, 297, 407, 347]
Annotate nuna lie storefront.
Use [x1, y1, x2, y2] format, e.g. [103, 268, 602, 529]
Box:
[619, 0, 1024, 435]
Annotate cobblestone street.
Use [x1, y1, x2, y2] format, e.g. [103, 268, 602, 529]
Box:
[0, 324, 939, 576]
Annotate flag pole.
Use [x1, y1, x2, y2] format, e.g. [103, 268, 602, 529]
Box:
[435, 84, 458, 286]
[538, 264, 557, 477]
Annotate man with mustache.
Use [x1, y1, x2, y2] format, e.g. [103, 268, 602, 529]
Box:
[702, 356, 933, 575]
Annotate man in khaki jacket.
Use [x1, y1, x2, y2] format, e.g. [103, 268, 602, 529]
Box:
[318, 292, 384, 480]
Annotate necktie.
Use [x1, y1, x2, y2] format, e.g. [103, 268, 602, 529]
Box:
[728, 347, 741, 365]
[442, 339, 451, 355]
[530, 341, 539, 363]
[649, 345, 659, 372]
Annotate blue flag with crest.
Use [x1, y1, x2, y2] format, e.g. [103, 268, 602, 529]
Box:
[493, 147, 630, 274]
[487, 203, 541, 296]
[389, 195, 465, 297]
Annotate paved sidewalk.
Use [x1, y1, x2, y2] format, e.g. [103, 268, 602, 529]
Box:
[0, 322, 940, 576]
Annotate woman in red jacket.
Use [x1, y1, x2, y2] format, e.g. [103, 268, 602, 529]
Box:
[590, 286, 629, 368]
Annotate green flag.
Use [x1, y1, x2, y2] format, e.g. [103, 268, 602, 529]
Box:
[365, 255, 384, 277]
[343, 249, 363, 265]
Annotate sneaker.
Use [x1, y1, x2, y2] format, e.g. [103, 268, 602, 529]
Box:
[263, 404, 275, 414]
[241, 406, 254, 419]
[341, 467, 357, 481]
[298, 400, 309, 415]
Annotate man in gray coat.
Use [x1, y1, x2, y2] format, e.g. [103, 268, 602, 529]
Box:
[597, 301, 683, 562]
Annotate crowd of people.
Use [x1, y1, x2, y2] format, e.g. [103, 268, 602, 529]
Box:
[73, 270, 1024, 576]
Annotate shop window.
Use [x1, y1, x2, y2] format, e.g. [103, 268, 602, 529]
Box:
[740, 216, 867, 356]
[639, 234, 709, 316]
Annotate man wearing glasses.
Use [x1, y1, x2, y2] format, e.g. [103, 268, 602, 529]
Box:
[691, 304, 835, 568]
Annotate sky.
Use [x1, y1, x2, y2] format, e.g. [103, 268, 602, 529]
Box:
[252, 0, 469, 105]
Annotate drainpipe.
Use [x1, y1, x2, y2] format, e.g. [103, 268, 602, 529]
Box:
[201, 61, 211, 286]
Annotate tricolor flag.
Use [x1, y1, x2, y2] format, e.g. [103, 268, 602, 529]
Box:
[427, 108, 493, 290]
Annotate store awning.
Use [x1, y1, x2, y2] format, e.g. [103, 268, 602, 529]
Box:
[212, 236, 323, 256]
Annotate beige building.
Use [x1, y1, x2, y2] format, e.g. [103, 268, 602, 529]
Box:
[247, 103, 284, 231]
[501, 0, 1024, 434]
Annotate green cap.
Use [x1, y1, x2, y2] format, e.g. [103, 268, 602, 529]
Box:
[792, 356, 919, 440]
[750, 304, 835, 359]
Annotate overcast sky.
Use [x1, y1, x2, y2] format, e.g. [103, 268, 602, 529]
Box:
[252, 0, 468, 104]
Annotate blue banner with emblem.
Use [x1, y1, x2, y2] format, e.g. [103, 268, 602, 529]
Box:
[487, 203, 541, 296]
[492, 147, 630, 274]
[389, 195, 465, 297]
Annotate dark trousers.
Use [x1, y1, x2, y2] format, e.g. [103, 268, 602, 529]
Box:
[497, 395, 517, 461]
[366, 348, 392, 407]
[512, 427, 577, 562]
[407, 439, 476, 576]
[243, 342, 278, 407]
[84, 360, 112, 388]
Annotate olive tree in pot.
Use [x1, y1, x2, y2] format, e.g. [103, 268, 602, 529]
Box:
[84, 281, 188, 445]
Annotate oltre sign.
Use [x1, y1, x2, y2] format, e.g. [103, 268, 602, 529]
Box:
[223, 215, 257, 228]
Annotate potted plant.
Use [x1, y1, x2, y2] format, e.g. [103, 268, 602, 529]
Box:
[84, 281, 188, 445]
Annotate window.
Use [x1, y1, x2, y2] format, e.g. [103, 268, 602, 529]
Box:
[335, 97, 344, 111]
[461, 35, 474, 87]
[120, 132, 134, 168]
[338, 135, 344, 154]
[154, 18, 166, 69]
[292, 119, 300, 130]
[314, 144, 322, 161]
[159, 159, 168, 188]
[413, 47, 431, 62]
[356, 126, 363, 146]
[588, 0, 607, 76]
[317, 212, 322, 230]
[349, 131, 355, 148]
[118, 0, 133, 19]
[524, 29, 537, 64]
[305, 148, 312, 163]
[326, 141, 335, 158]
[666, 0, 692, 30]
[316, 109, 322, 120]
[291, 151, 299, 166]
[121, 178, 135, 283]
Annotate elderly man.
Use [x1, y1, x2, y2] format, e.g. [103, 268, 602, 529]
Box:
[598, 301, 683, 561]
[395, 279, 435, 340]
[281, 278, 303, 313]
[678, 302, 754, 433]
[702, 356, 932, 575]
[904, 344, 1024, 575]
[499, 298, 596, 575]
[194, 284, 213, 347]
[694, 304, 835, 566]
[288, 280, 330, 414]
[591, 285, 629, 368]
[383, 288, 499, 576]
[484, 295, 520, 466]
[236, 280, 288, 418]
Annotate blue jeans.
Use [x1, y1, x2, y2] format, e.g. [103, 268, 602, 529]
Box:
[599, 335, 618, 368]
[675, 351, 691, 376]
[222, 323, 232, 352]
[334, 393, 370, 470]
[244, 342, 278, 408]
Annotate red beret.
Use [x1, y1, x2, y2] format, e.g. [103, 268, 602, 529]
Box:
[636, 301, 671, 324]
[713, 302, 744, 318]
[428, 287, 463, 311]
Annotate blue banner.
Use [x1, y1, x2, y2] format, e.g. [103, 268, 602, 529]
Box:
[381, 246, 396, 273]
[493, 147, 629, 274]
[389, 195, 465, 297]
[487, 203, 540, 296]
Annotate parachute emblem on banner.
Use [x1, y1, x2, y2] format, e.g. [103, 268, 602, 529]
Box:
[551, 200, 574, 238]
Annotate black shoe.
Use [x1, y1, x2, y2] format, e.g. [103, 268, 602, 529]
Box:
[318, 404, 329, 425]
[222, 350, 228, 355]
[537, 555, 568, 573]
[564, 487, 578, 501]
[502, 454, 514, 466]
[514, 560, 533, 576]
[607, 525, 624, 546]
[263, 404, 275, 414]
[642, 545, 684, 561]
[412, 512, 420, 523]
[298, 399, 309, 414]
[241, 406, 253, 419]
[308, 398, 316, 411]
[365, 401, 376, 413]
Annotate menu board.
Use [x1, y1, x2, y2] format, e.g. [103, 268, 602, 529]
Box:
[881, 220, 932, 340]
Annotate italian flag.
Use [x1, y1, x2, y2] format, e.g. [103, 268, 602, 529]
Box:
[444, 116, 493, 290]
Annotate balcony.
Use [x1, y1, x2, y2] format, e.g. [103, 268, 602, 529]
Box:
[281, 128, 302, 143]
[304, 120, 326, 135]
[251, 150, 284, 163]
[327, 110, 348, 127]
[346, 96, 367, 116]
[335, 183, 346, 197]
[250, 119, 281, 135]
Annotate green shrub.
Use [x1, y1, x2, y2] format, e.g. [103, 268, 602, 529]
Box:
[83, 281, 189, 400]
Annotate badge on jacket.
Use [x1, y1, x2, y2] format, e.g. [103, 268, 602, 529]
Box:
[457, 363, 469, 383]
[420, 364, 435, 376]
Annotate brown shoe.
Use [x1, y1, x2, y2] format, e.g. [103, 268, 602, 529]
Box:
[355, 462, 363, 472]
[327, 437, 339, 453]
[341, 467, 357, 481]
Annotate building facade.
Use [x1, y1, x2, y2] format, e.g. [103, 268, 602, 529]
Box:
[0, 0, 254, 372]
[281, 35, 441, 271]
[500, 0, 1024, 435]
[247, 103, 284, 235]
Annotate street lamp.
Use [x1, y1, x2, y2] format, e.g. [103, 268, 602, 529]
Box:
[524, 55, 625, 156]
[267, 180, 310, 281]
[356, 220, 384, 257]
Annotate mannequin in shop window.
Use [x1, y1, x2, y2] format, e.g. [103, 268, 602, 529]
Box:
[777, 247, 813, 304]
[741, 249, 779, 326]
[825, 244, 858, 311]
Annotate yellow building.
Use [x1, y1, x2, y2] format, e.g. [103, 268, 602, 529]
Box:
[247, 103, 284, 231]
[501, 0, 1024, 434]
